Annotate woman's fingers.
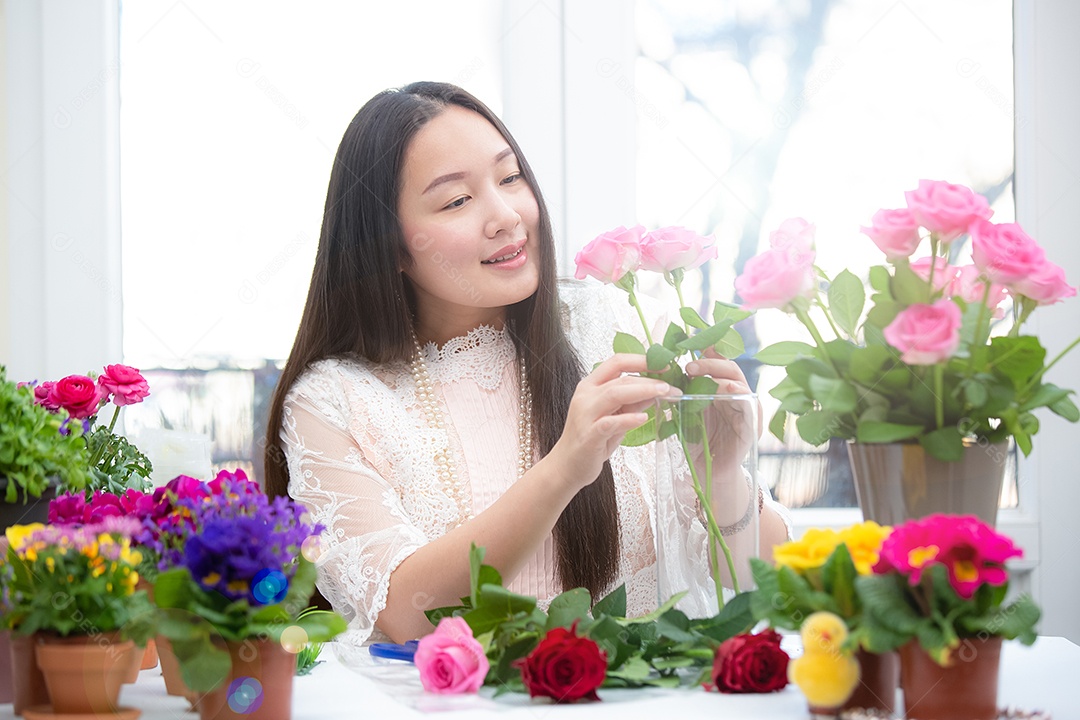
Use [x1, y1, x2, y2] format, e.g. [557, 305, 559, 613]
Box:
[587, 353, 652, 384]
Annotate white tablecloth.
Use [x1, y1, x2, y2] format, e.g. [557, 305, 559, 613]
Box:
[6, 636, 1077, 719]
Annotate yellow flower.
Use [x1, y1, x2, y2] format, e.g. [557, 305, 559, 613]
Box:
[227, 580, 249, 597]
[774, 528, 843, 572]
[80, 541, 100, 559]
[5, 524, 45, 554]
[119, 543, 142, 567]
[837, 521, 892, 575]
[203, 572, 222, 586]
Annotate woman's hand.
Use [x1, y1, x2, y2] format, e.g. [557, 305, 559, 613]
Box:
[684, 348, 763, 473]
[549, 353, 673, 489]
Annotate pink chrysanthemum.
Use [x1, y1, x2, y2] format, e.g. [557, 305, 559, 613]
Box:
[873, 514, 1022, 599]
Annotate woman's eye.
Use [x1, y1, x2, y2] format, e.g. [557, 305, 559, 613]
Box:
[443, 196, 468, 210]
[501, 172, 522, 185]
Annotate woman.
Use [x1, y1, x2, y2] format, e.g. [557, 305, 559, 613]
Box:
[265, 82, 789, 654]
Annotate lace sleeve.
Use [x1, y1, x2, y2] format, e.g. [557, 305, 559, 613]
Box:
[280, 364, 428, 653]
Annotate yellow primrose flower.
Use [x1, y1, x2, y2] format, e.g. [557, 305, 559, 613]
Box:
[837, 521, 892, 575]
[227, 580, 249, 597]
[5, 524, 45, 554]
[774, 528, 843, 572]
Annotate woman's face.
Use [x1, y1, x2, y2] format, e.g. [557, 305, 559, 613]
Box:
[398, 105, 541, 339]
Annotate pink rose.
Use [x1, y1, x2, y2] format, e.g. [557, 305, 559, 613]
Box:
[951, 265, 1007, 316]
[861, 208, 921, 260]
[573, 225, 644, 283]
[904, 180, 993, 242]
[414, 617, 489, 694]
[910, 257, 958, 294]
[1012, 260, 1077, 306]
[970, 219, 1047, 285]
[883, 299, 963, 365]
[34, 381, 61, 412]
[98, 364, 150, 407]
[734, 247, 817, 310]
[639, 226, 717, 273]
[49, 374, 103, 420]
[769, 218, 816, 257]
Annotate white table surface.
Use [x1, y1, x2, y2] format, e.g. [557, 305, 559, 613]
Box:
[4, 636, 1077, 720]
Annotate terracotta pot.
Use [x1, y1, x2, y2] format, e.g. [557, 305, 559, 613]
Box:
[0, 630, 13, 705]
[900, 636, 1001, 720]
[847, 440, 1007, 527]
[194, 638, 295, 720]
[10, 633, 49, 716]
[34, 632, 137, 715]
[156, 635, 192, 698]
[844, 648, 899, 714]
[140, 638, 160, 670]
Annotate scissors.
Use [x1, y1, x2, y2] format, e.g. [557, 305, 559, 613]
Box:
[368, 639, 419, 662]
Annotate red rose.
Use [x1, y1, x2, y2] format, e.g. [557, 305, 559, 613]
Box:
[49, 375, 102, 419]
[709, 629, 789, 694]
[516, 624, 607, 703]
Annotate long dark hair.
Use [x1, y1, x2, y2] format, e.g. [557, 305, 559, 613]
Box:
[264, 82, 620, 597]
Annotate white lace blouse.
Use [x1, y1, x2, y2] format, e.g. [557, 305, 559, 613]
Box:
[280, 280, 785, 659]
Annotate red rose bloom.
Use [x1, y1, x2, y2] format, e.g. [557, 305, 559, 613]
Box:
[516, 624, 607, 703]
[48, 374, 102, 419]
[709, 629, 789, 694]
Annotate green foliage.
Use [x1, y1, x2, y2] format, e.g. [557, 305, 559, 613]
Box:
[426, 545, 755, 691]
[84, 424, 154, 495]
[0, 366, 91, 502]
[757, 261, 1080, 461]
[152, 556, 346, 692]
[855, 565, 1039, 665]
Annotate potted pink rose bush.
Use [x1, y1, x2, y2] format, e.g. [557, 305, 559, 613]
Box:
[738, 181, 1078, 524]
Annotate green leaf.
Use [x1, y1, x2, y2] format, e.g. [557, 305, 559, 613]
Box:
[621, 414, 657, 447]
[796, 410, 842, 446]
[693, 590, 755, 641]
[613, 331, 647, 355]
[848, 345, 895, 385]
[713, 327, 745, 358]
[592, 584, 627, 619]
[756, 341, 816, 366]
[675, 320, 735, 352]
[821, 544, 857, 619]
[605, 656, 652, 682]
[662, 322, 689, 351]
[855, 421, 924, 443]
[988, 336, 1046, 389]
[828, 269, 866, 338]
[869, 265, 891, 293]
[920, 426, 965, 462]
[679, 307, 708, 329]
[646, 343, 677, 372]
[712, 301, 753, 325]
[963, 379, 989, 408]
[1050, 395, 1080, 422]
[468, 544, 488, 607]
[768, 409, 787, 442]
[892, 263, 930, 304]
[685, 376, 720, 396]
[1020, 383, 1071, 412]
[808, 376, 858, 413]
[546, 588, 592, 630]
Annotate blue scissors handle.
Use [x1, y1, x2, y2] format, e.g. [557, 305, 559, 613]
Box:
[368, 639, 419, 662]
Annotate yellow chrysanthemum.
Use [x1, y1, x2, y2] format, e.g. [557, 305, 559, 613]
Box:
[774, 528, 843, 572]
[5, 524, 45, 553]
[837, 521, 892, 575]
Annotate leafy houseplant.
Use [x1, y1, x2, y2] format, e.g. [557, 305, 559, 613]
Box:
[0, 365, 90, 505]
[854, 513, 1038, 664]
[574, 226, 759, 611]
[150, 473, 346, 696]
[739, 182, 1078, 462]
[31, 364, 154, 494]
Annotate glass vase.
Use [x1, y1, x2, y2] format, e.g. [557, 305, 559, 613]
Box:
[654, 393, 759, 617]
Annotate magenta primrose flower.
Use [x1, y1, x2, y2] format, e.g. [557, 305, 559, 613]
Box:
[873, 514, 1022, 599]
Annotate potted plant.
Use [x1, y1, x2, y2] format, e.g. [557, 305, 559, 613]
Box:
[2, 517, 154, 716]
[749, 520, 899, 714]
[855, 513, 1039, 720]
[30, 364, 154, 495]
[150, 472, 346, 720]
[738, 182, 1079, 525]
[0, 366, 90, 523]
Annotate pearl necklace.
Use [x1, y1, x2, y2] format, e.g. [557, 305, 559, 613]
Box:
[410, 333, 534, 526]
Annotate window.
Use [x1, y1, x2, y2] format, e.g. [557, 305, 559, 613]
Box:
[632, 0, 1016, 509]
